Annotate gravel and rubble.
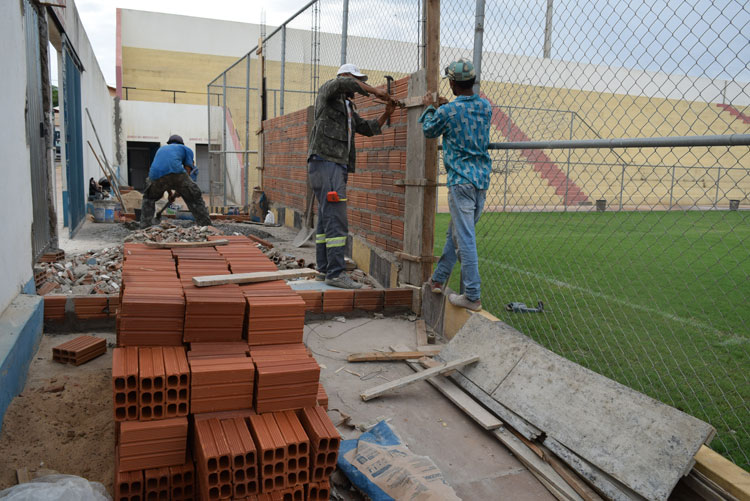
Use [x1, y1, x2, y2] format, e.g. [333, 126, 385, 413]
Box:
[34, 247, 123, 295]
[37, 221, 379, 294]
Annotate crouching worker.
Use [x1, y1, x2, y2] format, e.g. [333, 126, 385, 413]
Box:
[140, 135, 212, 228]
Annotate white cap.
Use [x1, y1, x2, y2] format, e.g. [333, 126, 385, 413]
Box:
[337, 63, 368, 82]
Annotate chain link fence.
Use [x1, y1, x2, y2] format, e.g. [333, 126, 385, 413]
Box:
[209, 0, 749, 469]
[438, 0, 749, 468]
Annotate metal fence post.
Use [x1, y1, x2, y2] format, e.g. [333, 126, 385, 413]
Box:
[714, 165, 722, 209]
[669, 164, 675, 209]
[206, 83, 211, 204]
[503, 107, 511, 211]
[619, 162, 626, 211]
[280, 25, 286, 116]
[565, 111, 573, 209]
[472, 0, 485, 95]
[245, 56, 251, 206]
[543, 0, 553, 58]
[341, 0, 349, 65]
[222, 72, 227, 207]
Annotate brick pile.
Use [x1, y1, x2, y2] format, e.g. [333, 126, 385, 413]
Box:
[52, 335, 106, 365]
[118, 244, 184, 346]
[112, 235, 350, 500]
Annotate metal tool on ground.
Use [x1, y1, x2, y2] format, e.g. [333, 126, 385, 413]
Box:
[506, 301, 545, 313]
[293, 182, 316, 247]
[155, 190, 178, 219]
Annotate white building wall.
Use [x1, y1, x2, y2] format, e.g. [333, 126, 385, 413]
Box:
[0, 1, 35, 313]
[118, 101, 233, 199]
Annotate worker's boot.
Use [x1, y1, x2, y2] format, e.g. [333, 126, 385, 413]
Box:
[326, 274, 362, 289]
[448, 293, 482, 311]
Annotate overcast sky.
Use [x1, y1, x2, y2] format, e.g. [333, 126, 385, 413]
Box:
[53, 0, 309, 85]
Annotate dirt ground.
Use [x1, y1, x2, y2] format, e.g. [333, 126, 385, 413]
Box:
[0, 332, 116, 493]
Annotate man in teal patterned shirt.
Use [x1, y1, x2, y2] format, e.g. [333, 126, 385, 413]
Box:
[419, 59, 492, 311]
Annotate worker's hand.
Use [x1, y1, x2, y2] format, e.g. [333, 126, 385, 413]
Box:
[372, 88, 391, 102]
[384, 98, 396, 117]
[422, 92, 447, 107]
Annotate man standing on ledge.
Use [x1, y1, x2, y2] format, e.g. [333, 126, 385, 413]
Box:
[308, 63, 395, 289]
[420, 59, 492, 311]
[140, 134, 212, 228]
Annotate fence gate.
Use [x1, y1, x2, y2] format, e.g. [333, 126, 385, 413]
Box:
[23, 0, 51, 260]
[62, 38, 85, 236]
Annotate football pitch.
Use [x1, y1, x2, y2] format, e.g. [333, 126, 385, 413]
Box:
[434, 209, 750, 468]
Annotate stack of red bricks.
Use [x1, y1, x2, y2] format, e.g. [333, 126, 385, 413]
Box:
[113, 235, 343, 500]
[119, 244, 184, 346]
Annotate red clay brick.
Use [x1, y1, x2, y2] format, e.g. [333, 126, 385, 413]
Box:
[114, 468, 143, 501]
[118, 417, 187, 472]
[144, 467, 169, 501]
[112, 346, 139, 421]
[323, 289, 354, 313]
[169, 454, 195, 501]
[193, 418, 233, 500]
[52, 335, 106, 365]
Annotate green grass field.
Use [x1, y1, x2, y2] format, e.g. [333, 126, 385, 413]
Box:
[435, 210, 750, 469]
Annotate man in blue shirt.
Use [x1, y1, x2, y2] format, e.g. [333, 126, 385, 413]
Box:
[419, 59, 492, 311]
[139, 135, 212, 228]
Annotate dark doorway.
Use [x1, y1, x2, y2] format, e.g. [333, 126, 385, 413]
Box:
[195, 143, 209, 193]
[127, 141, 160, 191]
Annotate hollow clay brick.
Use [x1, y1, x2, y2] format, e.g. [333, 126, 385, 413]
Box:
[53, 335, 106, 365]
[118, 417, 187, 472]
[114, 468, 143, 501]
[220, 416, 259, 498]
[169, 454, 195, 501]
[144, 467, 170, 501]
[112, 346, 139, 422]
[322, 289, 354, 313]
[193, 418, 233, 501]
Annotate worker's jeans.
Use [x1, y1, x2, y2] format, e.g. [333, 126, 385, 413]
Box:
[432, 183, 486, 301]
[140, 172, 212, 228]
[308, 157, 349, 279]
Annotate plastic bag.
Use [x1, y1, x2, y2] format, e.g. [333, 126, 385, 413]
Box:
[264, 211, 276, 225]
[0, 475, 111, 501]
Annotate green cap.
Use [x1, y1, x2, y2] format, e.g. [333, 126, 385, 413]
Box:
[443, 59, 476, 82]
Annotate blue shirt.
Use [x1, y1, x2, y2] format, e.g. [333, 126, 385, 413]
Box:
[419, 94, 492, 190]
[148, 144, 194, 180]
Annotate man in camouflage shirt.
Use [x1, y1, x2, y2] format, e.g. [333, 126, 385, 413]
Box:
[308, 63, 395, 289]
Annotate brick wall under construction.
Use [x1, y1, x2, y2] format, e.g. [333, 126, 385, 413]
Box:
[262, 76, 409, 256]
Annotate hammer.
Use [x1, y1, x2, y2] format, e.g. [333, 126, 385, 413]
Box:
[156, 190, 178, 219]
[384, 75, 394, 126]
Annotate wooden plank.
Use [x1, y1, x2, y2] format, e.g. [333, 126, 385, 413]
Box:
[15, 468, 31, 484]
[544, 438, 648, 501]
[402, 69, 429, 285]
[392, 344, 501, 431]
[415, 319, 428, 347]
[347, 350, 440, 362]
[421, 0, 439, 283]
[683, 468, 742, 501]
[144, 239, 228, 248]
[360, 355, 479, 401]
[446, 369, 541, 440]
[694, 445, 750, 501]
[193, 268, 317, 287]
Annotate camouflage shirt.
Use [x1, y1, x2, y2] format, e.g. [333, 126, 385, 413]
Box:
[308, 76, 382, 172]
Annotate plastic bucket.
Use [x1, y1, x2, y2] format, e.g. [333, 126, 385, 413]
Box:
[93, 200, 117, 223]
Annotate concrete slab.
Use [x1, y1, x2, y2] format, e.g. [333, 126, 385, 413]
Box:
[304, 315, 554, 500]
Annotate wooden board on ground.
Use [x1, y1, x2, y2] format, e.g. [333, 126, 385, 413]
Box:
[392, 344, 501, 431]
[360, 355, 479, 401]
[415, 319, 428, 347]
[145, 239, 228, 248]
[441, 315, 716, 501]
[193, 268, 317, 287]
[347, 350, 440, 362]
[693, 445, 750, 501]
